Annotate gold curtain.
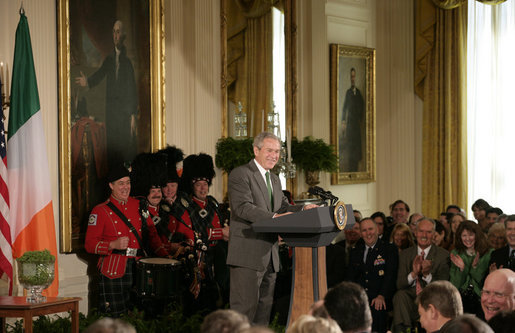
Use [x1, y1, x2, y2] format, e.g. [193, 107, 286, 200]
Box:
[227, 0, 275, 136]
[415, 0, 468, 217]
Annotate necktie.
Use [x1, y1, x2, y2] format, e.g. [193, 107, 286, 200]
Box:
[509, 250, 515, 271]
[364, 246, 374, 264]
[416, 250, 425, 295]
[265, 171, 274, 210]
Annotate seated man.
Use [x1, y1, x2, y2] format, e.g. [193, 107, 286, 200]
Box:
[489, 215, 515, 271]
[324, 281, 372, 333]
[392, 218, 450, 333]
[347, 218, 398, 333]
[416, 281, 463, 333]
[481, 268, 515, 321]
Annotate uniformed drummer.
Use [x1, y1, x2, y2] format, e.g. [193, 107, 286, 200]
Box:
[174, 153, 230, 312]
[85, 164, 153, 316]
[152, 146, 191, 255]
[130, 152, 177, 257]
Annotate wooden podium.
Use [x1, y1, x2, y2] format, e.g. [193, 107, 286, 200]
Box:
[252, 204, 355, 327]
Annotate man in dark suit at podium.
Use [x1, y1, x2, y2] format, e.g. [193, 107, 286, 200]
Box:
[347, 218, 399, 333]
[226, 132, 316, 325]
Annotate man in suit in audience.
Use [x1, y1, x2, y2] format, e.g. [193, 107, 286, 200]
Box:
[384, 199, 411, 241]
[489, 215, 515, 272]
[347, 218, 399, 333]
[324, 281, 373, 333]
[226, 132, 317, 325]
[416, 281, 463, 333]
[481, 268, 515, 321]
[392, 218, 450, 333]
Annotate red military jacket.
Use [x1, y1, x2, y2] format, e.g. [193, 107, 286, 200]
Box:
[174, 196, 223, 245]
[85, 195, 168, 278]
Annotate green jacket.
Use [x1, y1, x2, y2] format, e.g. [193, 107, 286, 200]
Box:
[450, 248, 493, 297]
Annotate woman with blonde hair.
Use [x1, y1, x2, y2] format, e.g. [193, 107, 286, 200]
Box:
[487, 222, 507, 250]
[389, 223, 415, 252]
[286, 315, 342, 333]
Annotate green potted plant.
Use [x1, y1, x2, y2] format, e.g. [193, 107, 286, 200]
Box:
[17, 249, 55, 303]
[215, 137, 254, 174]
[291, 136, 338, 187]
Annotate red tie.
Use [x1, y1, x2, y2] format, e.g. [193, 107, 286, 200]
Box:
[415, 250, 425, 295]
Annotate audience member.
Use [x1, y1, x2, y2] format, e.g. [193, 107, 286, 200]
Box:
[324, 281, 372, 333]
[308, 300, 330, 318]
[449, 212, 466, 250]
[446, 205, 462, 215]
[354, 209, 363, 223]
[434, 220, 450, 250]
[83, 318, 136, 333]
[489, 215, 515, 271]
[481, 269, 515, 321]
[497, 213, 508, 225]
[472, 199, 491, 233]
[392, 218, 450, 333]
[449, 221, 492, 315]
[371, 211, 387, 240]
[485, 207, 504, 234]
[487, 310, 515, 333]
[390, 223, 415, 253]
[239, 327, 274, 333]
[390, 200, 410, 225]
[347, 218, 398, 333]
[440, 314, 493, 333]
[487, 223, 507, 250]
[408, 213, 424, 237]
[439, 212, 448, 228]
[200, 309, 250, 333]
[416, 281, 463, 333]
[287, 315, 342, 333]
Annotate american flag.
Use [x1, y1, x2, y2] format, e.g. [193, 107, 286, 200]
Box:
[0, 76, 12, 294]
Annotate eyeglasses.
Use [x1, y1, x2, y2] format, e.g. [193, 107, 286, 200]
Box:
[481, 290, 510, 300]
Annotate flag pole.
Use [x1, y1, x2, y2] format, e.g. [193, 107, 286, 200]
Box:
[19, 1, 24, 15]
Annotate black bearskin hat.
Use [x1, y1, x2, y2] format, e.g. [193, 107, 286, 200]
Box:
[107, 163, 130, 183]
[179, 153, 216, 195]
[130, 152, 168, 197]
[156, 145, 184, 183]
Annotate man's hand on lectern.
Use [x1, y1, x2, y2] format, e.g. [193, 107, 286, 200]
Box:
[274, 212, 293, 218]
[303, 204, 319, 210]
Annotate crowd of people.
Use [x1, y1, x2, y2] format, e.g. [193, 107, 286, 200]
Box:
[83, 131, 515, 332]
[324, 198, 515, 332]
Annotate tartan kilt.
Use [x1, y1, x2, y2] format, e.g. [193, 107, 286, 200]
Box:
[98, 258, 134, 317]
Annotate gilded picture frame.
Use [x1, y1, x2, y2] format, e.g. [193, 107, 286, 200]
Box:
[57, 0, 165, 253]
[330, 44, 375, 185]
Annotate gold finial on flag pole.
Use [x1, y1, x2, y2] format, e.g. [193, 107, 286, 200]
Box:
[19, 1, 25, 15]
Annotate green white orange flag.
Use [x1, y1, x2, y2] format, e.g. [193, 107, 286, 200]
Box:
[7, 12, 59, 296]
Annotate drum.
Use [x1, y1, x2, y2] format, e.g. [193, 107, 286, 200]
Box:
[135, 257, 183, 298]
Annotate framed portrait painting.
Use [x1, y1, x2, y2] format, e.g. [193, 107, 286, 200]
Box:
[57, 0, 165, 252]
[330, 44, 375, 185]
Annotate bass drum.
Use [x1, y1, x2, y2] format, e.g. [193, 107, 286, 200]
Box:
[135, 257, 183, 298]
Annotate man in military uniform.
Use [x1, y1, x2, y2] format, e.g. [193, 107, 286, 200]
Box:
[130, 152, 181, 257]
[175, 153, 230, 312]
[84, 164, 148, 316]
[347, 217, 399, 333]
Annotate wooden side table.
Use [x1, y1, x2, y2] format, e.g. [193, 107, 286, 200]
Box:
[0, 296, 81, 333]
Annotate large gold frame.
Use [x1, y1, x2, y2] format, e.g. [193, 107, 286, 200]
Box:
[220, 0, 298, 194]
[330, 44, 375, 185]
[57, 0, 165, 252]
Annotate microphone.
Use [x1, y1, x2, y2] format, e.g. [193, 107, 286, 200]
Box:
[308, 186, 338, 201]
